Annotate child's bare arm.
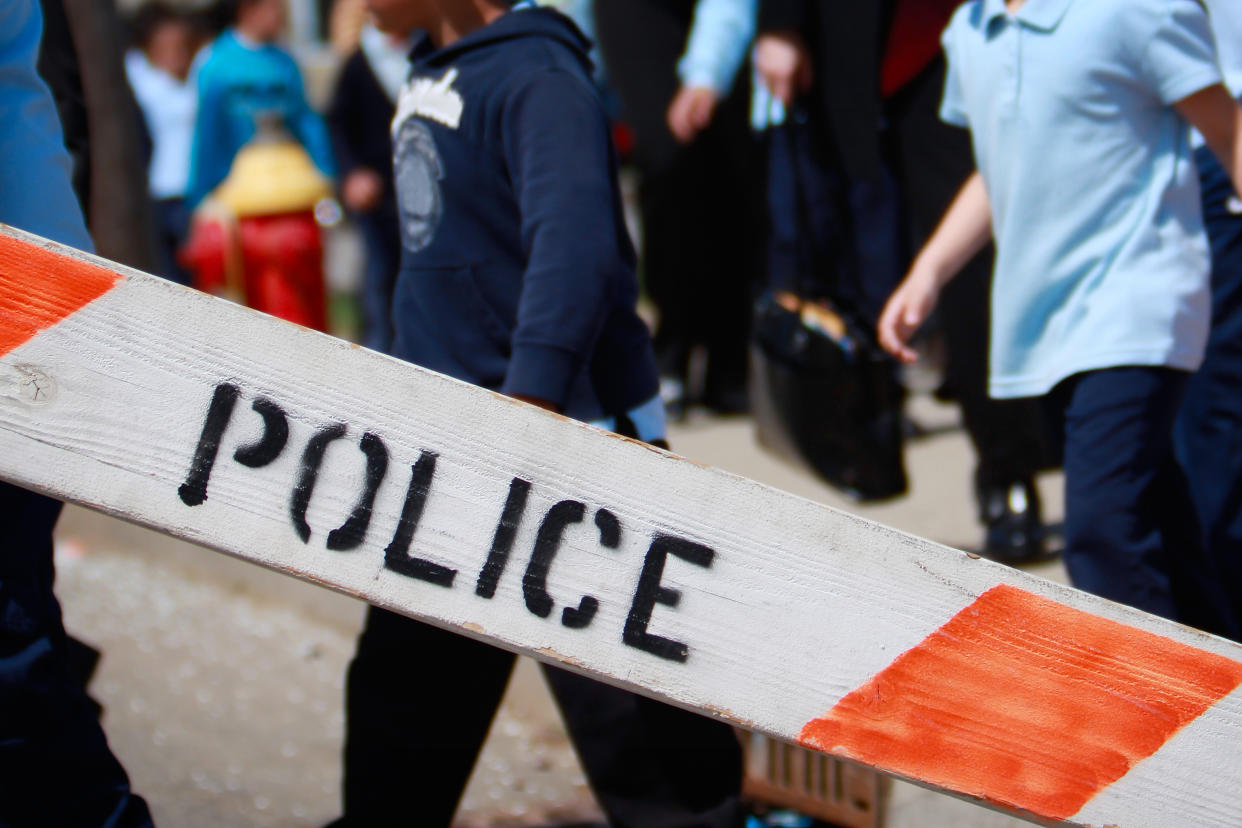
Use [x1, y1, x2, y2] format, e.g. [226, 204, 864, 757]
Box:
[1177, 84, 1242, 195]
[877, 172, 992, 363]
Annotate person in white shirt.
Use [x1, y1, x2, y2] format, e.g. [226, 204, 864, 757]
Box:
[125, 1, 200, 284]
[593, 0, 761, 418]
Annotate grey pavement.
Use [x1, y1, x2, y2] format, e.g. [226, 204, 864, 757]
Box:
[52, 390, 1065, 827]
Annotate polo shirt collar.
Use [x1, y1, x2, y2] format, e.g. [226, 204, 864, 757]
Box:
[980, 0, 1008, 26]
[1017, 0, 1073, 31]
[980, 0, 1074, 32]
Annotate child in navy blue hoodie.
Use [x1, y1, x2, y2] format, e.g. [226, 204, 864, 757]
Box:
[385, 0, 662, 425]
[335, 2, 745, 825]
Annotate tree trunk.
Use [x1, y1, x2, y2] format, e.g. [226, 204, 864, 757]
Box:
[62, 0, 158, 271]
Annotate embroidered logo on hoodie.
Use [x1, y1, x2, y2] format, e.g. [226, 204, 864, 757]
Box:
[392, 68, 464, 131]
[394, 119, 444, 252]
[392, 68, 461, 251]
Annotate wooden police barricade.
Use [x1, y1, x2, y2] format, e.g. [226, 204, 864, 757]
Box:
[2, 224, 1241, 827]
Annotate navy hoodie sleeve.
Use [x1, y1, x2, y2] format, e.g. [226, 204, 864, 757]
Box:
[498, 68, 633, 408]
[589, 302, 661, 415]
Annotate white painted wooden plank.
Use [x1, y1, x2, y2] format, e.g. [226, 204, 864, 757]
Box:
[1072, 688, 1242, 828]
[3, 224, 1242, 827]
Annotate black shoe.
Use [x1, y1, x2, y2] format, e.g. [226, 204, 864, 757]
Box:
[978, 478, 1045, 564]
[701, 382, 750, 416]
[660, 375, 688, 422]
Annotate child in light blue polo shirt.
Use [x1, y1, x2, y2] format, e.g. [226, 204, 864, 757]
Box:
[878, 0, 1242, 627]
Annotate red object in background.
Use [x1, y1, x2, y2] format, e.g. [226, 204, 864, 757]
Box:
[611, 120, 636, 163]
[880, 0, 960, 98]
[180, 210, 327, 331]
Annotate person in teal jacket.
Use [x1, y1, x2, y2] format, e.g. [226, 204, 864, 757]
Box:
[187, 0, 335, 207]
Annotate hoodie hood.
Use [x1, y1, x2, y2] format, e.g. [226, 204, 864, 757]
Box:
[410, 7, 593, 74]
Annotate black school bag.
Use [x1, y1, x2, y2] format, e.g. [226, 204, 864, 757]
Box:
[750, 111, 908, 502]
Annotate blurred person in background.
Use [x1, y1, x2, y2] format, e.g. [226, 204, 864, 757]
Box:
[125, 1, 201, 285]
[181, 0, 337, 331]
[594, 0, 761, 419]
[328, 0, 368, 55]
[326, 19, 413, 352]
[37, 0, 90, 209]
[755, 0, 1052, 564]
[1, 1, 154, 824]
[1174, 0, 1242, 639]
[187, 0, 335, 207]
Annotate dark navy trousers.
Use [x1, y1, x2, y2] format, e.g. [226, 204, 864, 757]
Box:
[0, 482, 152, 828]
[339, 606, 745, 828]
[355, 202, 400, 354]
[1050, 368, 1230, 630]
[1172, 146, 1242, 640]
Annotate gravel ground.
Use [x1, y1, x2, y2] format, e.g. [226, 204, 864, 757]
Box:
[54, 535, 604, 828]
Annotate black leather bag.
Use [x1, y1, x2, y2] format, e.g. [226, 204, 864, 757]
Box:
[751, 114, 907, 501]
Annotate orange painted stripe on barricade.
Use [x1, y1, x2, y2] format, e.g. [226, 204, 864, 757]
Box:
[798, 584, 1242, 821]
[0, 233, 121, 358]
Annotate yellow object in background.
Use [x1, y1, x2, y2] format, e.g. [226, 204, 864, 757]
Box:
[212, 124, 333, 219]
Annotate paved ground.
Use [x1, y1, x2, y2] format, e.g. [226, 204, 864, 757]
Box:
[53, 390, 1066, 827]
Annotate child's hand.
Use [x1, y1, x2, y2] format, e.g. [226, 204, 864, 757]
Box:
[342, 168, 384, 212]
[667, 85, 719, 143]
[878, 171, 991, 362]
[877, 266, 942, 363]
[754, 32, 812, 106]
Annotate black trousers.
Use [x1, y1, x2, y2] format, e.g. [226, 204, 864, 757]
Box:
[886, 59, 1049, 490]
[594, 0, 760, 397]
[0, 483, 153, 828]
[340, 606, 745, 827]
[355, 200, 401, 354]
[151, 195, 192, 286]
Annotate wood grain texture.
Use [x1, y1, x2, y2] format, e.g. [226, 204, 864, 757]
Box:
[2, 224, 1241, 827]
[798, 584, 1242, 821]
[0, 232, 120, 356]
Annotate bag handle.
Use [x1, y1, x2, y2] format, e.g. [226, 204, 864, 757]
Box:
[772, 109, 884, 353]
[778, 108, 888, 342]
[779, 111, 819, 304]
